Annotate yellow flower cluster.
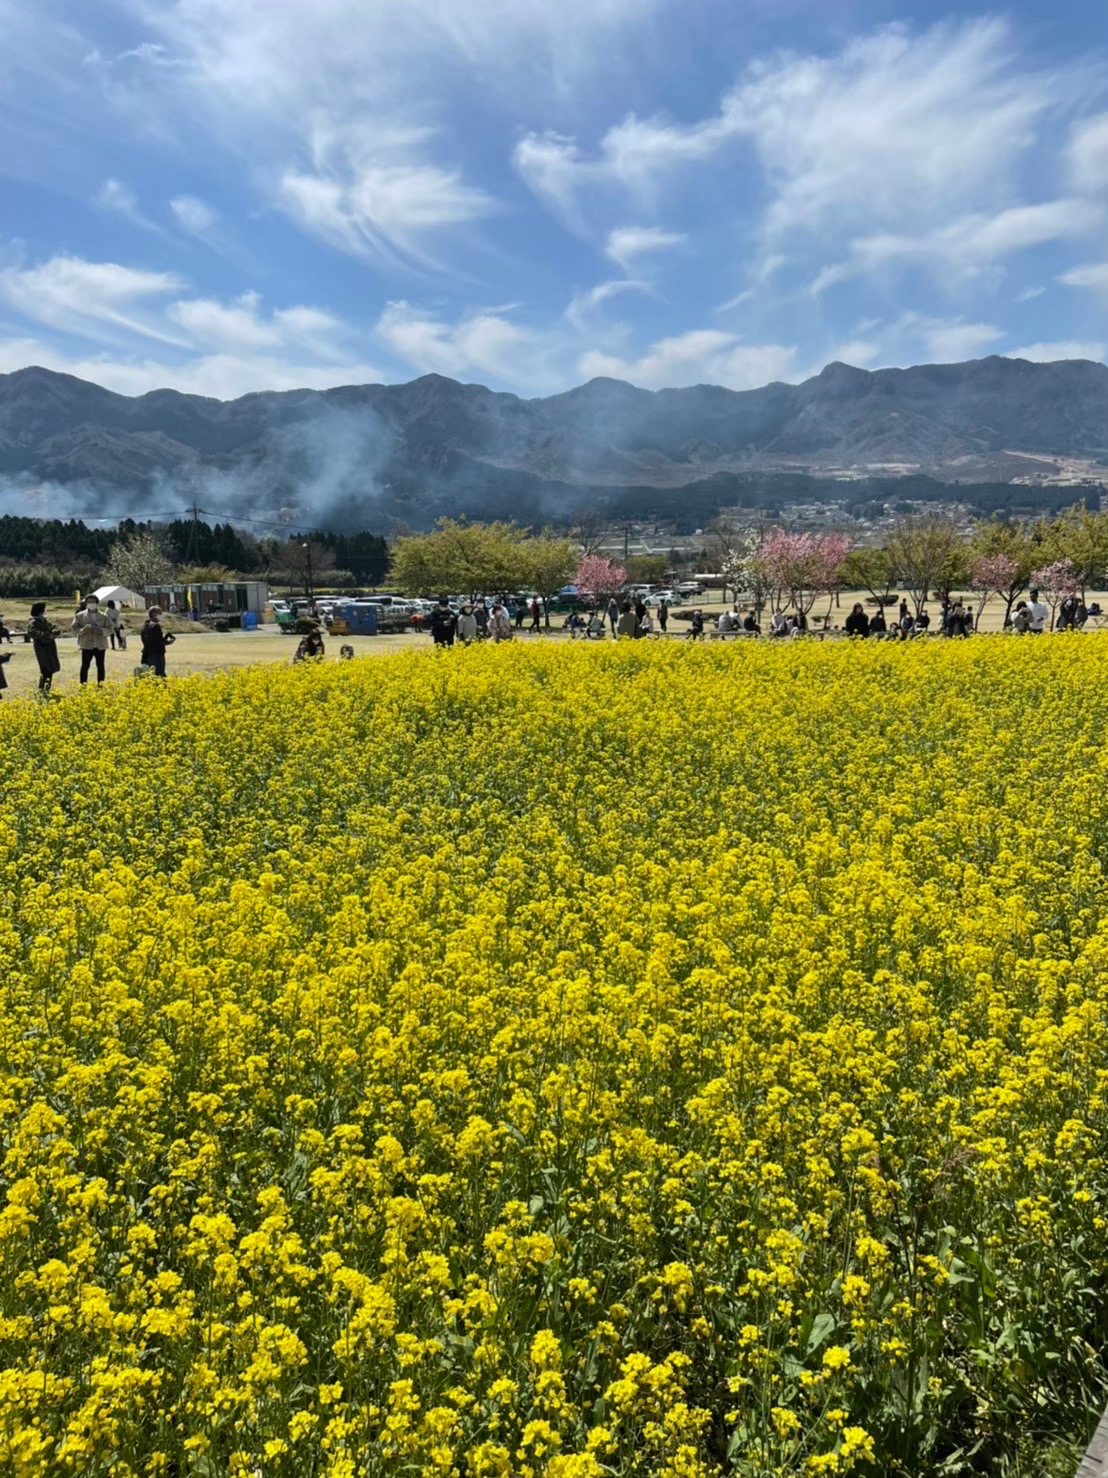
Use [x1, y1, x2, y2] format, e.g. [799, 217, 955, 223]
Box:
[1, 639, 1107, 1476]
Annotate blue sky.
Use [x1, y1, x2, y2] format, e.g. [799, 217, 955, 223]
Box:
[1, 0, 1107, 400]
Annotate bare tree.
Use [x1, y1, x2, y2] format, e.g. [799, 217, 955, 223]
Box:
[569, 509, 612, 557]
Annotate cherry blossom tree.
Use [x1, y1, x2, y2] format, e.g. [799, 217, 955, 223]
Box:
[1030, 558, 1080, 630]
[574, 555, 626, 605]
[970, 552, 1019, 630]
[756, 530, 852, 618]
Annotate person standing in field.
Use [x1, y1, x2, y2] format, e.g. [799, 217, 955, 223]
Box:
[616, 603, 637, 639]
[29, 603, 60, 695]
[140, 607, 175, 677]
[529, 597, 542, 633]
[72, 594, 113, 685]
[429, 595, 457, 647]
[1027, 587, 1048, 633]
[658, 598, 669, 633]
[456, 603, 478, 644]
[1010, 601, 1031, 633]
[607, 596, 619, 634]
[489, 600, 512, 642]
[474, 598, 490, 640]
[845, 603, 870, 637]
[514, 598, 526, 630]
[105, 600, 122, 650]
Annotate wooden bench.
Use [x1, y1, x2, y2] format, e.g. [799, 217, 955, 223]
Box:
[1077, 1401, 1108, 1475]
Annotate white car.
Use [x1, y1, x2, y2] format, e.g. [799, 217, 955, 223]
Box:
[645, 589, 682, 607]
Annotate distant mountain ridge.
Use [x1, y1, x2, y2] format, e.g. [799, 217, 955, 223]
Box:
[0, 356, 1105, 529]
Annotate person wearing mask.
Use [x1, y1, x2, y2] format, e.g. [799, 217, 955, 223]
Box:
[29, 603, 61, 695]
[456, 603, 478, 644]
[140, 606, 176, 676]
[686, 609, 705, 641]
[638, 608, 654, 636]
[473, 598, 490, 640]
[870, 607, 887, 637]
[657, 598, 670, 634]
[429, 596, 457, 647]
[489, 601, 512, 642]
[105, 600, 122, 650]
[616, 602, 637, 639]
[1058, 594, 1079, 630]
[916, 607, 931, 633]
[1027, 587, 1048, 634]
[1010, 601, 1031, 633]
[72, 594, 114, 685]
[606, 596, 619, 635]
[845, 603, 870, 638]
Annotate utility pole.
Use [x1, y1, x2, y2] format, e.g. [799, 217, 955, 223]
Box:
[184, 503, 203, 565]
[302, 541, 315, 612]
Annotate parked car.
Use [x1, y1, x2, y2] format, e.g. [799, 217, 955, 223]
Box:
[676, 581, 705, 597]
[644, 589, 683, 607]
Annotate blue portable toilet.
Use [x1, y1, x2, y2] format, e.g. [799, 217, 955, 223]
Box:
[241, 611, 258, 632]
[339, 603, 377, 635]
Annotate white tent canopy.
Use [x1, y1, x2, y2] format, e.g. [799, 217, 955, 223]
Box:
[90, 584, 142, 607]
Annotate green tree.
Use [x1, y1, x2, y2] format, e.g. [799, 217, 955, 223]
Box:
[1040, 504, 1108, 594]
[522, 534, 578, 629]
[390, 519, 530, 597]
[840, 546, 898, 608]
[885, 515, 966, 615]
[624, 554, 668, 586]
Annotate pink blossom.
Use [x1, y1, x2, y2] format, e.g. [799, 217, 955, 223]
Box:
[757, 530, 852, 614]
[575, 555, 627, 601]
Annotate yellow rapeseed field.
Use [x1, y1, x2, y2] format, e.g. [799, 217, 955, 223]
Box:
[1, 639, 1107, 1477]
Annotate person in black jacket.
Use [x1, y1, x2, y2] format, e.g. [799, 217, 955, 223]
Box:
[845, 603, 870, 637]
[869, 607, 887, 637]
[140, 607, 175, 677]
[429, 596, 457, 647]
[29, 603, 61, 694]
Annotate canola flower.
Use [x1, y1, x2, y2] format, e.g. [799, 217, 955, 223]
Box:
[1, 638, 1107, 1476]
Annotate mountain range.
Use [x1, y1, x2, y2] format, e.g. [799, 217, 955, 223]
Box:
[0, 356, 1105, 531]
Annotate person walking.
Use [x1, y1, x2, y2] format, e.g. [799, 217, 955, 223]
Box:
[429, 595, 457, 647]
[140, 606, 176, 676]
[72, 594, 113, 685]
[29, 602, 60, 695]
[456, 602, 478, 644]
[606, 596, 619, 635]
[489, 600, 512, 642]
[529, 597, 542, 633]
[106, 600, 121, 650]
[657, 598, 669, 633]
[514, 598, 526, 631]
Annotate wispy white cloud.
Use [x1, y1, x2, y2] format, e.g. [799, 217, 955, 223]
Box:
[376, 300, 568, 390]
[564, 279, 647, 332]
[170, 194, 220, 239]
[279, 121, 497, 266]
[96, 177, 165, 235]
[0, 335, 387, 400]
[0, 254, 189, 345]
[1068, 112, 1108, 195]
[517, 18, 1061, 243]
[1007, 341, 1106, 363]
[606, 225, 685, 272]
[914, 319, 1004, 362]
[578, 330, 796, 390]
[1060, 261, 1108, 300]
